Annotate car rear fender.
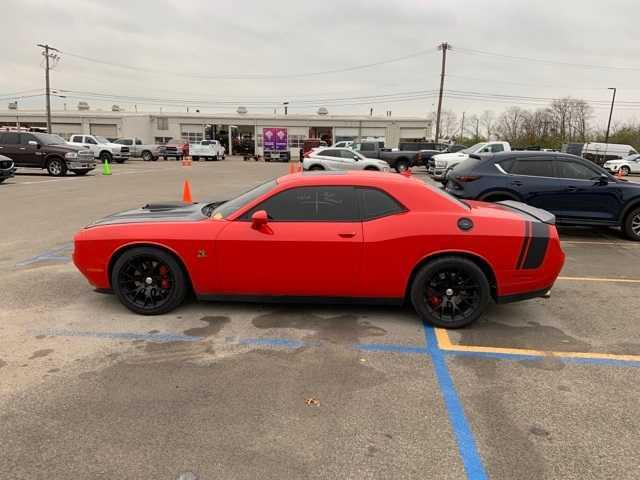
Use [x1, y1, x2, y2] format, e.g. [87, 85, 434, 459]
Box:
[477, 189, 522, 202]
[404, 249, 498, 302]
[108, 241, 193, 291]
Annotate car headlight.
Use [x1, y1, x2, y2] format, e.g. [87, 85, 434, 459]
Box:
[65, 152, 78, 159]
[435, 160, 447, 168]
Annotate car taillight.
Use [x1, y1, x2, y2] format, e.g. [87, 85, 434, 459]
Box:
[455, 176, 480, 182]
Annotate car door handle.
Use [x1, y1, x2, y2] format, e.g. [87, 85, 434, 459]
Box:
[510, 181, 523, 187]
[338, 232, 357, 238]
[19, 147, 26, 150]
[566, 186, 578, 192]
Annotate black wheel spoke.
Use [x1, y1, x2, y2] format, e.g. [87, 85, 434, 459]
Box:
[117, 254, 175, 310]
[423, 266, 482, 324]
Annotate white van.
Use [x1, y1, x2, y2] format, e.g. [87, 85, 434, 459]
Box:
[582, 143, 638, 165]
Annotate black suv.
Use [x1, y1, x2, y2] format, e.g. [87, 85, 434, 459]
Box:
[0, 131, 95, 176]
[446, 151, 640, 241]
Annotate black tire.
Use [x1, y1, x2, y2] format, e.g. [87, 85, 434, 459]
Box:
[410, 256, 491, 328]
[141, 151, 153, 162]
[192, 156, 200, 161]
[99, 151, 113, 164]
[621, 166, 631, 176]
[309, 164, 324, 171]
[111, 247, 188, 315]
[72, 170, 89, 176]
[395, 159, 409, 173]
[623, 207, 640, 241]
[0, 178, 6, 184]
[479, 192, 518, 202]
[364, 166, 380, 171]
[46, 157, 67, 177]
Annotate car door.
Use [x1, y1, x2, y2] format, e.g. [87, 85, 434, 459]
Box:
[214, 186, 363, 297]
[17, 133, 45, 167]
[0, 132, 23, 166]
[506, 157, 566, 213]
[314, 149, 342, 170]
[336, 149, 358, 170]
[552, 157, 621, 221]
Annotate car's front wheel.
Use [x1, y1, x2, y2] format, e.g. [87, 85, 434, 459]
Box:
[309, 165, 324, 171]
[410, 256, 491, 328]
[111, 247, 188, 315]
[624, 207, 640, 241]
[621, 166, 631, 176]
[46, 157, 67, 176]
[395, 159, 409, 173]
[142, 151, 153, 162]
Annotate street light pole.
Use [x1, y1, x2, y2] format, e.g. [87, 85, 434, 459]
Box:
[605, 87, 617, 144]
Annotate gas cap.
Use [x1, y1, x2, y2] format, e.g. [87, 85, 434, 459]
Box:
[458, 217, 474, 231]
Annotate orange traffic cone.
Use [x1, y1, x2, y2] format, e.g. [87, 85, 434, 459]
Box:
[617, 168, 625, 177]
[182, 180, 193, 203]
[288, 162, 302, 174]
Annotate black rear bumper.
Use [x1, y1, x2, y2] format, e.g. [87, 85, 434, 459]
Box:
[496, 286, 552, 304]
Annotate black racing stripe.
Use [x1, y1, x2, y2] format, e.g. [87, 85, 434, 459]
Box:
[516, 221, 531, 269]
[523, 222, 550, 269]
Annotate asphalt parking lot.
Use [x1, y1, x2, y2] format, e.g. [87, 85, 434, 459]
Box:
[1, 158, 640, 480]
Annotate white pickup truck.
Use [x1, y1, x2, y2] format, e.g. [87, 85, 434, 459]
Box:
[189, 140, 226, 161]
[430, 141, 511, 182]
[68, 134, 130, 163]
[113, 137, 161, 161]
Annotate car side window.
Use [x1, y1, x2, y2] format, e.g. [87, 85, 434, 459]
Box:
[554, 160, 597, 180]
[360, 188, 405, 220]
[510, 158, 554, 177]
[490, 144, 505, 153]
[360, 143, 375, 152]
[70, 135, 82, 143]
[340, 150, 356, 159]
[135, 139, 142, 145]
[497, 158, 514, 173]
[320, 149, 339, 157]
[244, 186, 359, 221]
[86, 137, 97, 145]
[0, 132, 20, 144]
[122, 139, 133, 146]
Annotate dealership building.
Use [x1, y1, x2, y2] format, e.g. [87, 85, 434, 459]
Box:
[0, 109, 432, 158]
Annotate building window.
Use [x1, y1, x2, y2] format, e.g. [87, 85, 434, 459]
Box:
[154, 136, 172, 145]
[257, 134, 263, 147]
[157, 117, 168, 130]
[288, 134, 307, 148]
[181, 131, 203, 143]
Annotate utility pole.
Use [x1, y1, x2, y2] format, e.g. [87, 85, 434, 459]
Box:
[605, 87, 617, 144]
[459, 111, 466, 142]
[37, 43, 60, 133]
[475, 118, 480, 142]
[283, 101, 289, 115]
[435, 42, 451, 143]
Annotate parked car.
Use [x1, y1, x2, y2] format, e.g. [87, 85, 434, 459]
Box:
[399, 141, 448, 152]
[190, 140, 226, 161]
[603, 154, 640, 176]
[430, 141, 511, 182]
[73, 171, 564, 328]
[0, 131, 95, 176]
[302, 138, 328, 156]
[114, 137, 161, 161]
[0, 154, 16, 183]
[416, 143, 466, 167]
[332, 140, 354, 148]
[159, 138, 188, 161]
[445, 151, 640, 241]
[352, 141, 417, 172]
[303, 147, 390, 171]
[68, 134, 129, 164]
[582, 142, 638, 166]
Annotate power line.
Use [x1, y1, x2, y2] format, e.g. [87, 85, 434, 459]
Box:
[62, 48, 437, 80]
[454, 46, 640, 71]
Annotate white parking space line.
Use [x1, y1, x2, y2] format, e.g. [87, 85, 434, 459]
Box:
[558, 275, 640, 284]
[561, 240, 638, 246]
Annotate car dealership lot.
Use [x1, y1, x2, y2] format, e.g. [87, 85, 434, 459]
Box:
[1, 159, 640, 479]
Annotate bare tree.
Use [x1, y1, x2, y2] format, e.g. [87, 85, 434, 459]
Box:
[497, 107, 525, 144]
[480, 110, 495, 139]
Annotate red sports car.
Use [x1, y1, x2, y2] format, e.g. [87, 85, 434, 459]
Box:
[73, 171, 565, 328]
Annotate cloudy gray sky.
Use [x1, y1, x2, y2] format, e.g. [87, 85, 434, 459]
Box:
[2, 0, 639, 127]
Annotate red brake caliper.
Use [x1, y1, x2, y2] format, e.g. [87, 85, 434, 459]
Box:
[427, 288, 442, 307]
[159, 265, 170, 289]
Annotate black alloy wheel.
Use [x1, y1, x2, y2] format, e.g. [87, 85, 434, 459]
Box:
[395, 160, 409, 172]
[111, 247, 187, 315]
[411, 257, 490, 328]
[46, 157, 67, 176]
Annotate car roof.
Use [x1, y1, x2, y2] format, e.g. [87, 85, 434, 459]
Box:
[489, 151, 577, 160]
[276, 170, 419, 187]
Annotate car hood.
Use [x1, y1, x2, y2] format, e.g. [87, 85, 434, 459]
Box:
[604, 160, 624, 165]
[433, 152, 469, 161]
[48, 143, 87, 153]
[87, 200, 227, 227]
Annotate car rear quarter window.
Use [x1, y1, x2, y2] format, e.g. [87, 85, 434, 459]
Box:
[20, 133, 38, 144]
[510, 158, 554, 177]
[246, 186, 359, 222]
[360, 188, 405, 220]
[0, 132, 19, 144]
[319, 149, 340, 157]
[554, 159, 598, 180]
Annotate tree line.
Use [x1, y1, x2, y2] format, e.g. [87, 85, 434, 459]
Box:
[430, 97, 640, 150]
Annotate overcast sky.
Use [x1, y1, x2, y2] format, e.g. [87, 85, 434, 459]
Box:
[2, 0, 639, 127]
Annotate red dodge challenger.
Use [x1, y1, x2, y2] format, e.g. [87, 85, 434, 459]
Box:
[73, 171, 565, 328]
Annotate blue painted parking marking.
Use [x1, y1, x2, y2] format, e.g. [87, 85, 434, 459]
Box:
[16, 242, 73, 267]
[239, 337, 306, 348]
[423, 324, 488, 480]
[355, 343, 428, 354]
[41, 329, 202, 343]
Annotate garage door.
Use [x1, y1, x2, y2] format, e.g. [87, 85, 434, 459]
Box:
[52, 123, 82, 139]
[400, 128, 427, 139]
[361, 127, 385, 137]
[90, 124, 118, 137]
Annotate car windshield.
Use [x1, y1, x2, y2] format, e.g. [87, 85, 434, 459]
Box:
[94, 136, 109, 144]
[34, 133, 67, 145]
[461, 142, 488, 154]
[210, 180, 277, 219]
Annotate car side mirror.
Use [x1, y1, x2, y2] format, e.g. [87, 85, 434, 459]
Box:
[597, 173, 609, 184]
[251, 210, 268, 228]
[28, 140, 38, 147]
[353, 155, 359, 161]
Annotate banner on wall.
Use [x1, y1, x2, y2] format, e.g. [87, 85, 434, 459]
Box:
[263, 127, 288, 151]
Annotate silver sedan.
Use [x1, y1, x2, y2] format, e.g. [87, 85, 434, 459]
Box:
[303, 147, 390, 172]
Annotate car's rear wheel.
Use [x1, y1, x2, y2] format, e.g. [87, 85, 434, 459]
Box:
[395, 159, 409, 173]
[111, 247, 188, 315]
[410, 256, 490, 328]
[99, 151, 112, 164]
[623, 207, 640, 241]
[192, 156, 200, 161]
[141, 151, 153, 162]
[621, 166, 631, 176]
[309, 165, 324, 170]
[46, 157, 67, 176]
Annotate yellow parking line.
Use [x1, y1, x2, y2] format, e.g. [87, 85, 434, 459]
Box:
[435, 328, 640, 362]
[561, 241, 632, 246]
[558, 276, 640, 284]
